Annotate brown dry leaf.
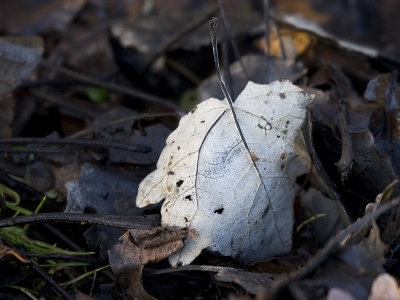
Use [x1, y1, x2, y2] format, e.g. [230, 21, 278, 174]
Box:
[254, 28, 315, 58]
[0, 245, 30, 264]
[109, 226, 196, 300]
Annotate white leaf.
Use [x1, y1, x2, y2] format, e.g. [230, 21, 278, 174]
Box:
[136, 80, 313, 266]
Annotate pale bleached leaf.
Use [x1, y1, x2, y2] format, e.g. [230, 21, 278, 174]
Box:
[137, 80, 313, 266]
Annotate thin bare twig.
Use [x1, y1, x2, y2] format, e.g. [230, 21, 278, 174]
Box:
[69, 112, 178, 139]
[0, 213, 160, 230]
[140, 7, 219, 73]
[0, 137, 151, 153]
[219, 14, 234, 98]
[265, 199, 399, 298]
[217, 0, 250, 81]
[2, 238, 74, 300]
[39, 59, 183, 113]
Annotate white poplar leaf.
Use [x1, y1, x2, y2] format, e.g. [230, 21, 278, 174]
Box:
[136, 80, 314, 266]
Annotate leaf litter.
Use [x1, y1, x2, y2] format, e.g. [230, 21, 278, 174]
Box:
[2, 1, 400, 299]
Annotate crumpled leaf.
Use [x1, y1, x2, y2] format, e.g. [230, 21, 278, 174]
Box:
[137, 80, 313, 266]
[109, 226, 195, 300]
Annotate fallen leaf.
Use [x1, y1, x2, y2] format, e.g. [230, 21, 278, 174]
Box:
[0, 36, 43, 97]
[109, 226, 194, 300]
[137, 80, 313, 266]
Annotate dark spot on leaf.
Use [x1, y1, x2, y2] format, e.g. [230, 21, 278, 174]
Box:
[277, 135, 281, 138]
[177, 262, 183, 267]
[286, 121, 290, 124]
[214, 208, 224, 214]
[279, 93, 286, 99]
[184, 217, 188, 222]
[280, 153, 287, 160]
[191, 106, 198, 113]
[168, 171, 174, 175]
[280, 163, 285, 171]
[176, 180, 184, 187]
[185, 195, 192, 201]
[262, 205, 270, 218]
[250, 152, 259, 161]
[201, 120, 205, 123]
[177, 146, 180, 150]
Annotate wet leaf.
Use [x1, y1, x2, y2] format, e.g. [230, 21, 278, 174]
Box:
[137, 80, 313, 266]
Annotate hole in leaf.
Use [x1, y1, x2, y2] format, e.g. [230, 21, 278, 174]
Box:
[176, 180, 184, 187]
[185, 195, 192, 201]
[214, 208, 224, 214]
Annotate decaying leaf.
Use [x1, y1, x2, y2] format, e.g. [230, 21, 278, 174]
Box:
[137, 80, 313, 266]
[109, 226, 194, 300]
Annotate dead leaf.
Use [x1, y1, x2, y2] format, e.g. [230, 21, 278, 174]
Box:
[0, 36, 43, 97]
[137, 80, 313, 266]
[65, 163, 146, 216]
[109, 226, 193, 300]
[0, 245, 30, 264]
